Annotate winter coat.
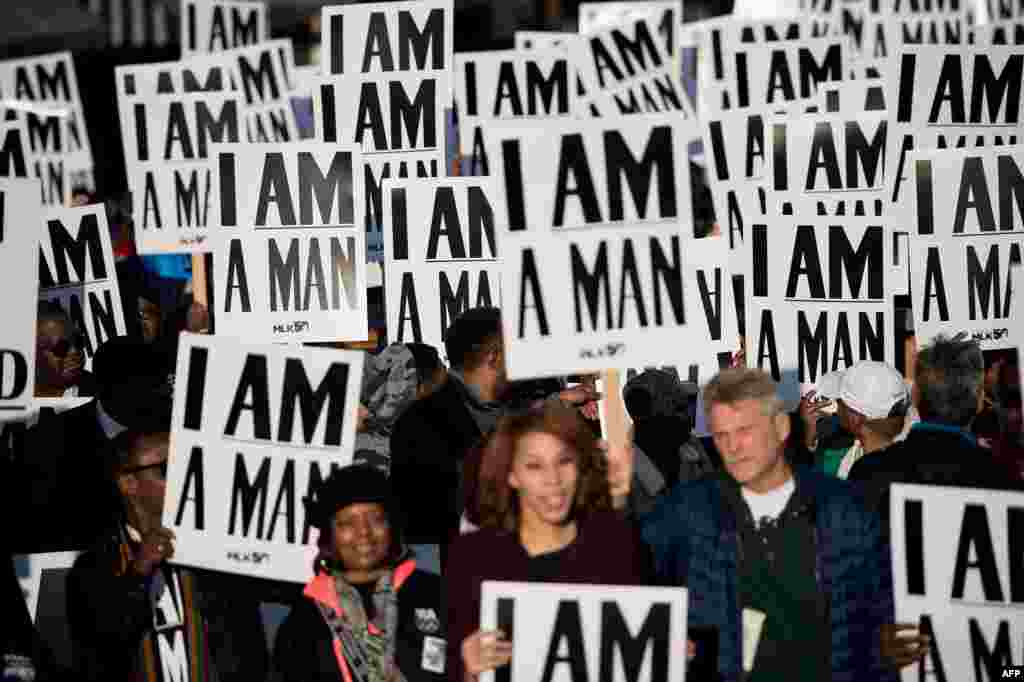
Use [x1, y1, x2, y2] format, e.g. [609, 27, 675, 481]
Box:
[274, 562, 445, 682]
[641, 466, 897, 682]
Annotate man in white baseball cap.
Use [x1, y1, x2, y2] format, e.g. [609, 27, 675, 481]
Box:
[814, 361, 914, 479]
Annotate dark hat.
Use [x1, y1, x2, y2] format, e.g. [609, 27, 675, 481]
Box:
[305, 465, 399, 534]
[92, 336, 174, 432]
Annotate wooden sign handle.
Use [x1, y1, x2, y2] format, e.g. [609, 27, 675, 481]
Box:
[191, 254, 208, 308]
[600, 369, 629, 449]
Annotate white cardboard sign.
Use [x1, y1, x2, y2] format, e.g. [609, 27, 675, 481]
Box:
[382, 177, 502, 353]
[164, 334, 364, 583]
[0, 179, 40, 418]
[479, 581, 688, 682]
[211, 141, 368, 343]
[37, 203, 127, 371]
[484, 115, 696, 379]
[891, 483, 1024, 682]
[896, 145, 1024, 351]
[181, 0, 269, 57]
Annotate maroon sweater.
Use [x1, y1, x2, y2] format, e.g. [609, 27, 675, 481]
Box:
[445, 511, 653, 682]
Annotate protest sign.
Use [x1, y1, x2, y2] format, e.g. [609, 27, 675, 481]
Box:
[701, 108, 770, 252]
[182, 0, 268, 56]
[895, 145, 1024, 351]
[732, 0, 840, 20]
[164, 334, 364, 582]
[479, 581, 688, 682]
[815, 78, 887, 114]
[38, 204, 126, 371]
[886, 45, 1024, 207]
[891, 483, 1024, 682]
[455, 49, 575, 175]
[571, 9, 693, 118]
[316, 0, 452, 263]
[382, 176, 502, 353]
[175, 40, 301, 144]
[577, 1, 679, 59]
[748, 205, 894, 401]
[211, 141, 368, 343]
[0, 179, 40, 418]
[0, 397, 90, 464]
[14, 551, 81, 622]
[116, 64, 243, 253]
[768, 111, 888, 215]
[484, 115, 695, 379]
[704, 31, 847, 116]
[0, 52, 93, 205]
[697, 18, 843, 116]
[0, 117, 31, 181]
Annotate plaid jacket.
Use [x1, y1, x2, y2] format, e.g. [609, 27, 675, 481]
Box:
[641, 466, 897, 682]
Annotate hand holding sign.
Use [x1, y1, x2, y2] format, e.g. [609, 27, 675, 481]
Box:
[131, 527, 177, 577]
[462, 629, 513, 679]
[880, 623, 930, 669]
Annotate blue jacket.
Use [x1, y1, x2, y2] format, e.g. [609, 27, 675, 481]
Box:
[641, 466, 897, 682]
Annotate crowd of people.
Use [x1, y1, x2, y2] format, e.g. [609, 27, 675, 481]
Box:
[4, 218, 1024, 680]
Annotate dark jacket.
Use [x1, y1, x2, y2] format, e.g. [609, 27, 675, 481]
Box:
[389, 379, 482, 548]
[445, 511, 652, 682]
[274, 562, 445, 682]
[847, 422, 1024, 535]
[66, 530, 287, 682]
[641, 466, 897, 682]
[6, 401, 121, 553]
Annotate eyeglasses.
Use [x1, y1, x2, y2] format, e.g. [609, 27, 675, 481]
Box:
[121, 460, 169, 478]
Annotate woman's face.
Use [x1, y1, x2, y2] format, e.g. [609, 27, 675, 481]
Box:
[332, 502, 392, 574]
[508, 431, 579, 528]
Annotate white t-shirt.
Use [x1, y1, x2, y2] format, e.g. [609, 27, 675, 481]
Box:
[741, 478, 795, 526]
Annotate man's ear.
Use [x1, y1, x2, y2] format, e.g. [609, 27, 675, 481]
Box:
[774, 410, 792, 444]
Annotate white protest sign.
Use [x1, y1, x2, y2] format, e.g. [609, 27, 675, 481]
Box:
[211, 141, 367, 342]
[178, 40, 301, 144]
[38, 204, 126, 371]
[698, 18, 843, 115]
[164, 334, 364, 583]
[891, 483, 1024, 682]
[748, 207, 894, 400]
[732, 0, 840, 20]
[814, 78, 887, 115]
[577, 1, 680, 59]
[896, 145, 1024, 351]
[767, 111, 888, 215]
[480, 581, 688, 682]
[116, 64, 243, 253]
[701, 108, 770, 253]
[0, 179, 40, 418]
[886, 45, 1024, 207]
[571, 9, 693, 119]
[0, 117, 31, 181]
[0, 52, 93, 206]
[485, 115, 695, 379]
[455, 49, 576, 175]
[382, 177, 501, 352]
[182, 0, 269, 57]
[316, 0, 452, 263]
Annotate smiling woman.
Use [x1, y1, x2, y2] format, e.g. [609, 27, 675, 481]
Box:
[446, 403, 652, 682]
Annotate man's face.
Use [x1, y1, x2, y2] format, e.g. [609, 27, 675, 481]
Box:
[117, 433, 170, 524]
[36, 319, 83, 388]
[710, 399, 791, 493]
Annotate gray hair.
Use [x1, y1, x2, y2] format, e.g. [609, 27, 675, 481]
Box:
[703, 368, 784, 421]
[915, 333, 984, 427]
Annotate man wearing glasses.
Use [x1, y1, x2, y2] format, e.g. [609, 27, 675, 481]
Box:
[66, 426, 282, 682]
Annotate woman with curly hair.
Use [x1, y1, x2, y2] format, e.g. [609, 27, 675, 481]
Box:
[445, 402, 651, 682]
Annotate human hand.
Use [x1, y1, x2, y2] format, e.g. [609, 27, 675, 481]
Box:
[132, 527, 176, 577]
[462, 630, 513, 676]
[799, 391, 831, 448]
[880, 623, 930, 669]
[187, 302, 210, 334]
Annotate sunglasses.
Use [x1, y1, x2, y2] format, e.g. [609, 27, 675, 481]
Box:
[50, 332, 86, 359]
[121, 460, 169, 478]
